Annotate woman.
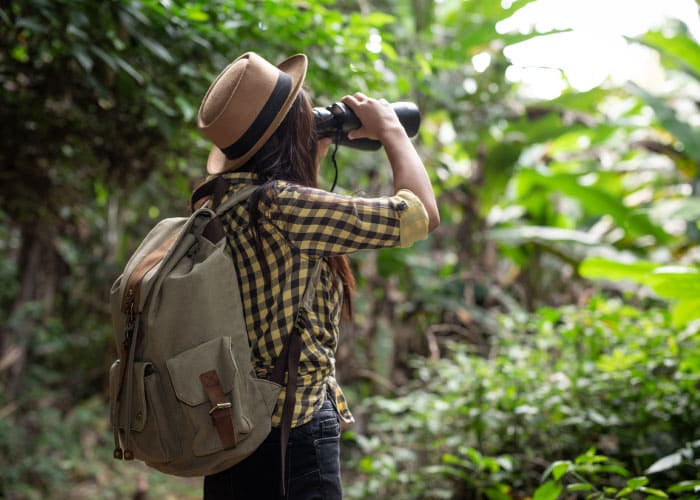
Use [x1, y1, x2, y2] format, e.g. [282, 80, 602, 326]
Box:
[197, 52, 439, 499]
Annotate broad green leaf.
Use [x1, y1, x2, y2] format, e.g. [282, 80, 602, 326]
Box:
[73, 47, 93, 72]
[600, 465, 631, 476]
[488, 226, 601, 245]
[448, 22, 547, 52]
[115, 56, 144, 84]
[668, 480, 700, 493]
[460, 23, 503, 50]
[66, 23, 88, 40]
[645, 452, 682, 474]
[137, 35, 174, 64]
[548, 125, 617, 154]
[542, 87, 612, 115]
[442, 453, 466, 466]
[533, 480, 562, 500]
[671, 299, 700, 327]
[575, 448, 603, 464]
[579, 257, 658, 283]
[579, 257, 659, 284]
[90, 46, 117, 70]
[626, 477, 649, 488]
[517, 170, 670, 243]
[466, 447, 485, 467]
[175, 95, 195, 122]
[363, 12, 395, 25]
[647, 270, 700, 300]
[637, 486, 669, 498]
[628, 82, 700, 163]
[566, 483, 593, 492]
[498, 30, 564, 47]
[482, 141, 523, 210]
[15, 16, 48, 33]
[484, 486, 511, 500]
[506, 113, 566, 145]
[185, 5, 209, 21]
[616, 486, 633, 497]
[120, 2, 150, 26]
[640, 30, 700, 80]
[504, 0, 541, 12]
[551, 461, 571, 480]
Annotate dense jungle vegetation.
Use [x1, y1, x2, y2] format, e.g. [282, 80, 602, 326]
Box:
[1, 0, 699, 498]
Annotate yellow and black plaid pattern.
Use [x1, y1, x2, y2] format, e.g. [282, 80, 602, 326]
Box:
[219, 172, 428, 427]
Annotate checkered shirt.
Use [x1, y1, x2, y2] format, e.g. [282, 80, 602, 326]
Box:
[218, 171, 428, 427]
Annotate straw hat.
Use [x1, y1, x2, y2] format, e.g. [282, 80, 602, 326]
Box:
[198, 52, 308, 174]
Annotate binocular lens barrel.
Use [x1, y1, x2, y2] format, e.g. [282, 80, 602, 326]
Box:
[313, 101, 421, 151]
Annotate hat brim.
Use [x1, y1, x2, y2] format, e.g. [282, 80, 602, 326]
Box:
[206, 53, 308, 175]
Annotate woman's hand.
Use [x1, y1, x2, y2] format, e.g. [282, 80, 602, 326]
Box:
[341, 92, 405, 143]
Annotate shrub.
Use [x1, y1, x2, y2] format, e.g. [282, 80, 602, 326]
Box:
[343, 296, 700, 499]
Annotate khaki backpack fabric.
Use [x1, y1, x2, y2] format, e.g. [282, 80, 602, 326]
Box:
[109, 181, 320, 478]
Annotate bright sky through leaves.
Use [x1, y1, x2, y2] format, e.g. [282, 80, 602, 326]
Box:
[497, 0, 700, 99]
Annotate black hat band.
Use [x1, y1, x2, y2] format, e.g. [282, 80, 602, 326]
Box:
[219, 72, 293, 160]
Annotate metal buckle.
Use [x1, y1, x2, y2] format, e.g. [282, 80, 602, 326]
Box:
[208, 402, 232, 415]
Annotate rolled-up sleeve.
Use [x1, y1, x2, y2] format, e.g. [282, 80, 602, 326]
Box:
[260, 182, 429, 257]
[394, 188, 429, 248]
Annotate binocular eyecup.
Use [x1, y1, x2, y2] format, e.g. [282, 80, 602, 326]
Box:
[313, 101, 421, 151]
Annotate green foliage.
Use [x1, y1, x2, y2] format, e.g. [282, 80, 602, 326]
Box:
[344, 297, 700, 499]
[580, 257, 700, 327]
[2, 0, 700, 497]
[628, 82, 700, 169]
[478, 22, 700, 306]
[0, 1, 423, 496]
[0, 396, 201, 499]
[540, 447, 700, 499]
[638, 26, 700, 83]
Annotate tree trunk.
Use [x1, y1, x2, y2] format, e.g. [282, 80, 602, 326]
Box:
[0, 224, 63, 400]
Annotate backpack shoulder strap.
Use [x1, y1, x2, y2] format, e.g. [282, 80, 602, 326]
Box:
[190, 176, 227, 211]
[214, 184, 257, 216]
[194, 177, 257, 243]
[271, 259, 323, 496]
[190, 176, 258, 214]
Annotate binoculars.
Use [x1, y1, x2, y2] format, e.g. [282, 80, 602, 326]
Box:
[313, 101, 421, 151]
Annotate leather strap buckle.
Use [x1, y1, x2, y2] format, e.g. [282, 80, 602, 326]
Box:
[200, 370, 237, 449]
[208, 401, 232, 415]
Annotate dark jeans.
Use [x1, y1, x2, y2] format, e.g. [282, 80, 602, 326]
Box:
[203, 397, 342, 500]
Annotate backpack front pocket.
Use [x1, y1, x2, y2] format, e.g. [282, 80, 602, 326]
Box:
[166, 336, 254, 457]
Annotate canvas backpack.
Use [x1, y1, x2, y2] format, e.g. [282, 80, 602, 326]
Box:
[108, 177, 321, 480]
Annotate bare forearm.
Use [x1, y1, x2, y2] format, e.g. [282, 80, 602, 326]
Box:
[381, 127, 440, 232]
[341, 92, 440, 232]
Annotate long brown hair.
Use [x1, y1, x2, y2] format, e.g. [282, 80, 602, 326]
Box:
[246, 90, 356, 319]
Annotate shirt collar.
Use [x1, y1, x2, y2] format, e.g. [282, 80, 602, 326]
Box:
[221, 171, 257, 183]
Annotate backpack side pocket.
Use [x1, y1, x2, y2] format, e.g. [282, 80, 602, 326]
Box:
[109, 360, 179, 463]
